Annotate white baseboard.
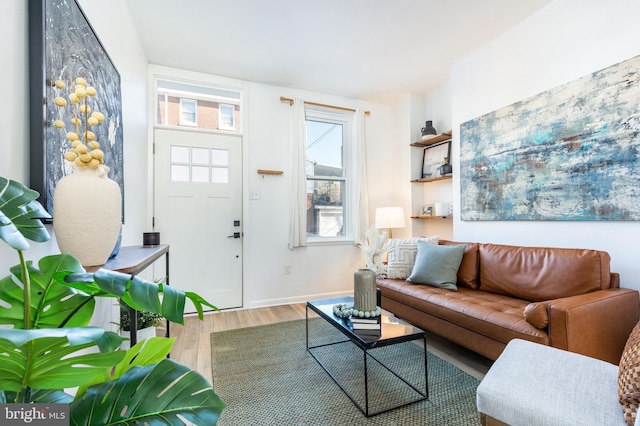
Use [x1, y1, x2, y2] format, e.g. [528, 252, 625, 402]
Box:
[245, 290, 353, 310]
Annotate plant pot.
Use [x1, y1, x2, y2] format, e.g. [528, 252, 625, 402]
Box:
[119, 326, 157, 350]
[53, 164, 122, 267]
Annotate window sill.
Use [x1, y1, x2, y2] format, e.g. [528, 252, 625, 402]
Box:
[306, 237, 355, 247]
[178, 121, 198, 127]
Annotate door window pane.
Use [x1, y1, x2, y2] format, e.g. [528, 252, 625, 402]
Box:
[171, 165, 190, 182]
[211, 167, 229, 184]
[211, 149, 229, 166]
[192, 147, 209, 165]
[171, 146, 189, 163]
[192, 166, 210, 183]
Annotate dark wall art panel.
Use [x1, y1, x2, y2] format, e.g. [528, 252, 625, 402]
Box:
[29, 0, 124, 220]
[460, 54, 640, 221]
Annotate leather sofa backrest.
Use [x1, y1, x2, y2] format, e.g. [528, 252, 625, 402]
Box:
[439, 240, 480, 289]
[479, 243, 612, 301]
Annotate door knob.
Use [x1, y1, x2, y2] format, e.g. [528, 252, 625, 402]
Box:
[227, 232, 241, 239]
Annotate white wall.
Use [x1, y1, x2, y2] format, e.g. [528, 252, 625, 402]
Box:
[451, 0, 640, 289]
[0, 0, 149, 328]
[420, 84, 454, 240]
[0, 1, 34, 272]
[387, 89, 455, 241]
[243, 83, 393, 307]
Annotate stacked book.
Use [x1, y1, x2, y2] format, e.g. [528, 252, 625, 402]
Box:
[350, 316, 381, 336]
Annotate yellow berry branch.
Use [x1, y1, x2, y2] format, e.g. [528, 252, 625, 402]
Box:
[52, 77, 107, 169]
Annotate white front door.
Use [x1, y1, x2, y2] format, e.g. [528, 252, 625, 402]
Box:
[154, 128, 242, 312]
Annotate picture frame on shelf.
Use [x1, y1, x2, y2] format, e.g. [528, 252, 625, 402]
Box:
[420, 205, 433, 217]
[422, 141, 451, 179]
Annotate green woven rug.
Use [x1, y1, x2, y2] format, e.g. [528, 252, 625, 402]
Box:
[211, 318, 481, 425]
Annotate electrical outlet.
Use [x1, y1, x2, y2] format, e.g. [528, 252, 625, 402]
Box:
[250, 189, 260, 200]
[284, 265, 291, 275]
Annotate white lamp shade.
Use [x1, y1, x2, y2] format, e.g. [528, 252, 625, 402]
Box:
[375, 207, 406, 229]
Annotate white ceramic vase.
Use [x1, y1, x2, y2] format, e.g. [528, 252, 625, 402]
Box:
[53, 165, 122, 267]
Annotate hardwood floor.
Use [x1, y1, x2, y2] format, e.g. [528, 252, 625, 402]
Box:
[166, 303, 493, 383]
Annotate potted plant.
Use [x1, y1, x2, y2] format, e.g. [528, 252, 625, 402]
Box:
[0, 176, 226, 425]
[117, 300, 164, 349]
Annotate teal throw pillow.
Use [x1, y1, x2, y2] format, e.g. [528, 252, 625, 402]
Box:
[406, 242, 466, 291]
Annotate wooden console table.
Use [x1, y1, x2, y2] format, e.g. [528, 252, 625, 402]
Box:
[90, 244, 170, 346]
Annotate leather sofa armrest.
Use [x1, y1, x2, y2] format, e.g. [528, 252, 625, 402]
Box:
[548, 288, 639, 364]
[611, 272, 620, 288]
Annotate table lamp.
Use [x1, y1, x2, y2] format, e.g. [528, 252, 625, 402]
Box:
[375, 207, 406, 238]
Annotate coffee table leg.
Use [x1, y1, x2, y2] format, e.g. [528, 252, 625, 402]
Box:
[305, 304, 309, 350]
[423, 334, 429, 400]
[364, 349, 369, 416]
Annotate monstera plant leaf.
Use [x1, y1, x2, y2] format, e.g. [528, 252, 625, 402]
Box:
[0, 176, 50, 250]
[1, 389, 73, 404]
[75, 337, 174, 398]
[0, 327, 124, 393]
[0, 254, 93, 329]
[57, 269, 218, 323]
[70, 358, 226, 426]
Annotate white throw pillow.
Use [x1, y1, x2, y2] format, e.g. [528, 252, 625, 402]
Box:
[386, 236, 439, 279]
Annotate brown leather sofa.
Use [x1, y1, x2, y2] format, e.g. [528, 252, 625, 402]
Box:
[376, 241, 640, 364]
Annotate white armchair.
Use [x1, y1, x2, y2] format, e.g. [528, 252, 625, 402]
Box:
[477, 338, 639, 426]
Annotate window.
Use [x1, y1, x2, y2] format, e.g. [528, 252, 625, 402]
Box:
[218, 104, 235, 130]
[179, 99, 197, 126]
[305, 107, 354, 241]
[156, 78, 242, 132]
[170, 145, 229, 184]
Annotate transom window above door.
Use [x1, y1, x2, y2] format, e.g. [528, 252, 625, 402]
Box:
[156, 79, 242, 132]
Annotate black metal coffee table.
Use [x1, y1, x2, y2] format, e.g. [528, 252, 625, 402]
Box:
[306, 296, 428, 417]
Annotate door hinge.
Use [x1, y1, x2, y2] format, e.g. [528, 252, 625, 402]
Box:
[152, 216, 155, 228]
[152, 143, 155, 154]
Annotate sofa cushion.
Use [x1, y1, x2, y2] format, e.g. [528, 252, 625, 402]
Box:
[523, 302, 549, 329]
[619, 322, 640, 425]
[406, 242, 465, 290]
[377, 280, 548, 345]
[386, 236, 438, 279]
[439, 240, 480, 289]
[479, 243, 612, 301]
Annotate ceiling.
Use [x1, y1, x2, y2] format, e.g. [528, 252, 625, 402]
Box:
[126, 0, 552, 102]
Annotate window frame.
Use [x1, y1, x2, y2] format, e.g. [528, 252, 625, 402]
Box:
[304, 106, 356, 244]
[218, 103, 235, 130]
[179, 98, 197, 126]
[153, 76, 244, 134]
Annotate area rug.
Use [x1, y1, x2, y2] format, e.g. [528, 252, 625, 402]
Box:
[211, 318, 481, 425]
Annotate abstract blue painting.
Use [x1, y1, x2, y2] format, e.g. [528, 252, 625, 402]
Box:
[460, 54, 640, 221]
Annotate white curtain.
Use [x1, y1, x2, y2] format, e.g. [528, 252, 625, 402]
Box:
[355, 109, 370, 244]
[288, 99, 307, 249]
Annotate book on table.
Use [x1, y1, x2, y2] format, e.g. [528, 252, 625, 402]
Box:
[354, 329, 381, 339]
[350, 317, 379, 324]
[349, 317, 381, 330]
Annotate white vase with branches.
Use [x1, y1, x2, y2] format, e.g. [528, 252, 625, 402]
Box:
[359, 226, 389, 277]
